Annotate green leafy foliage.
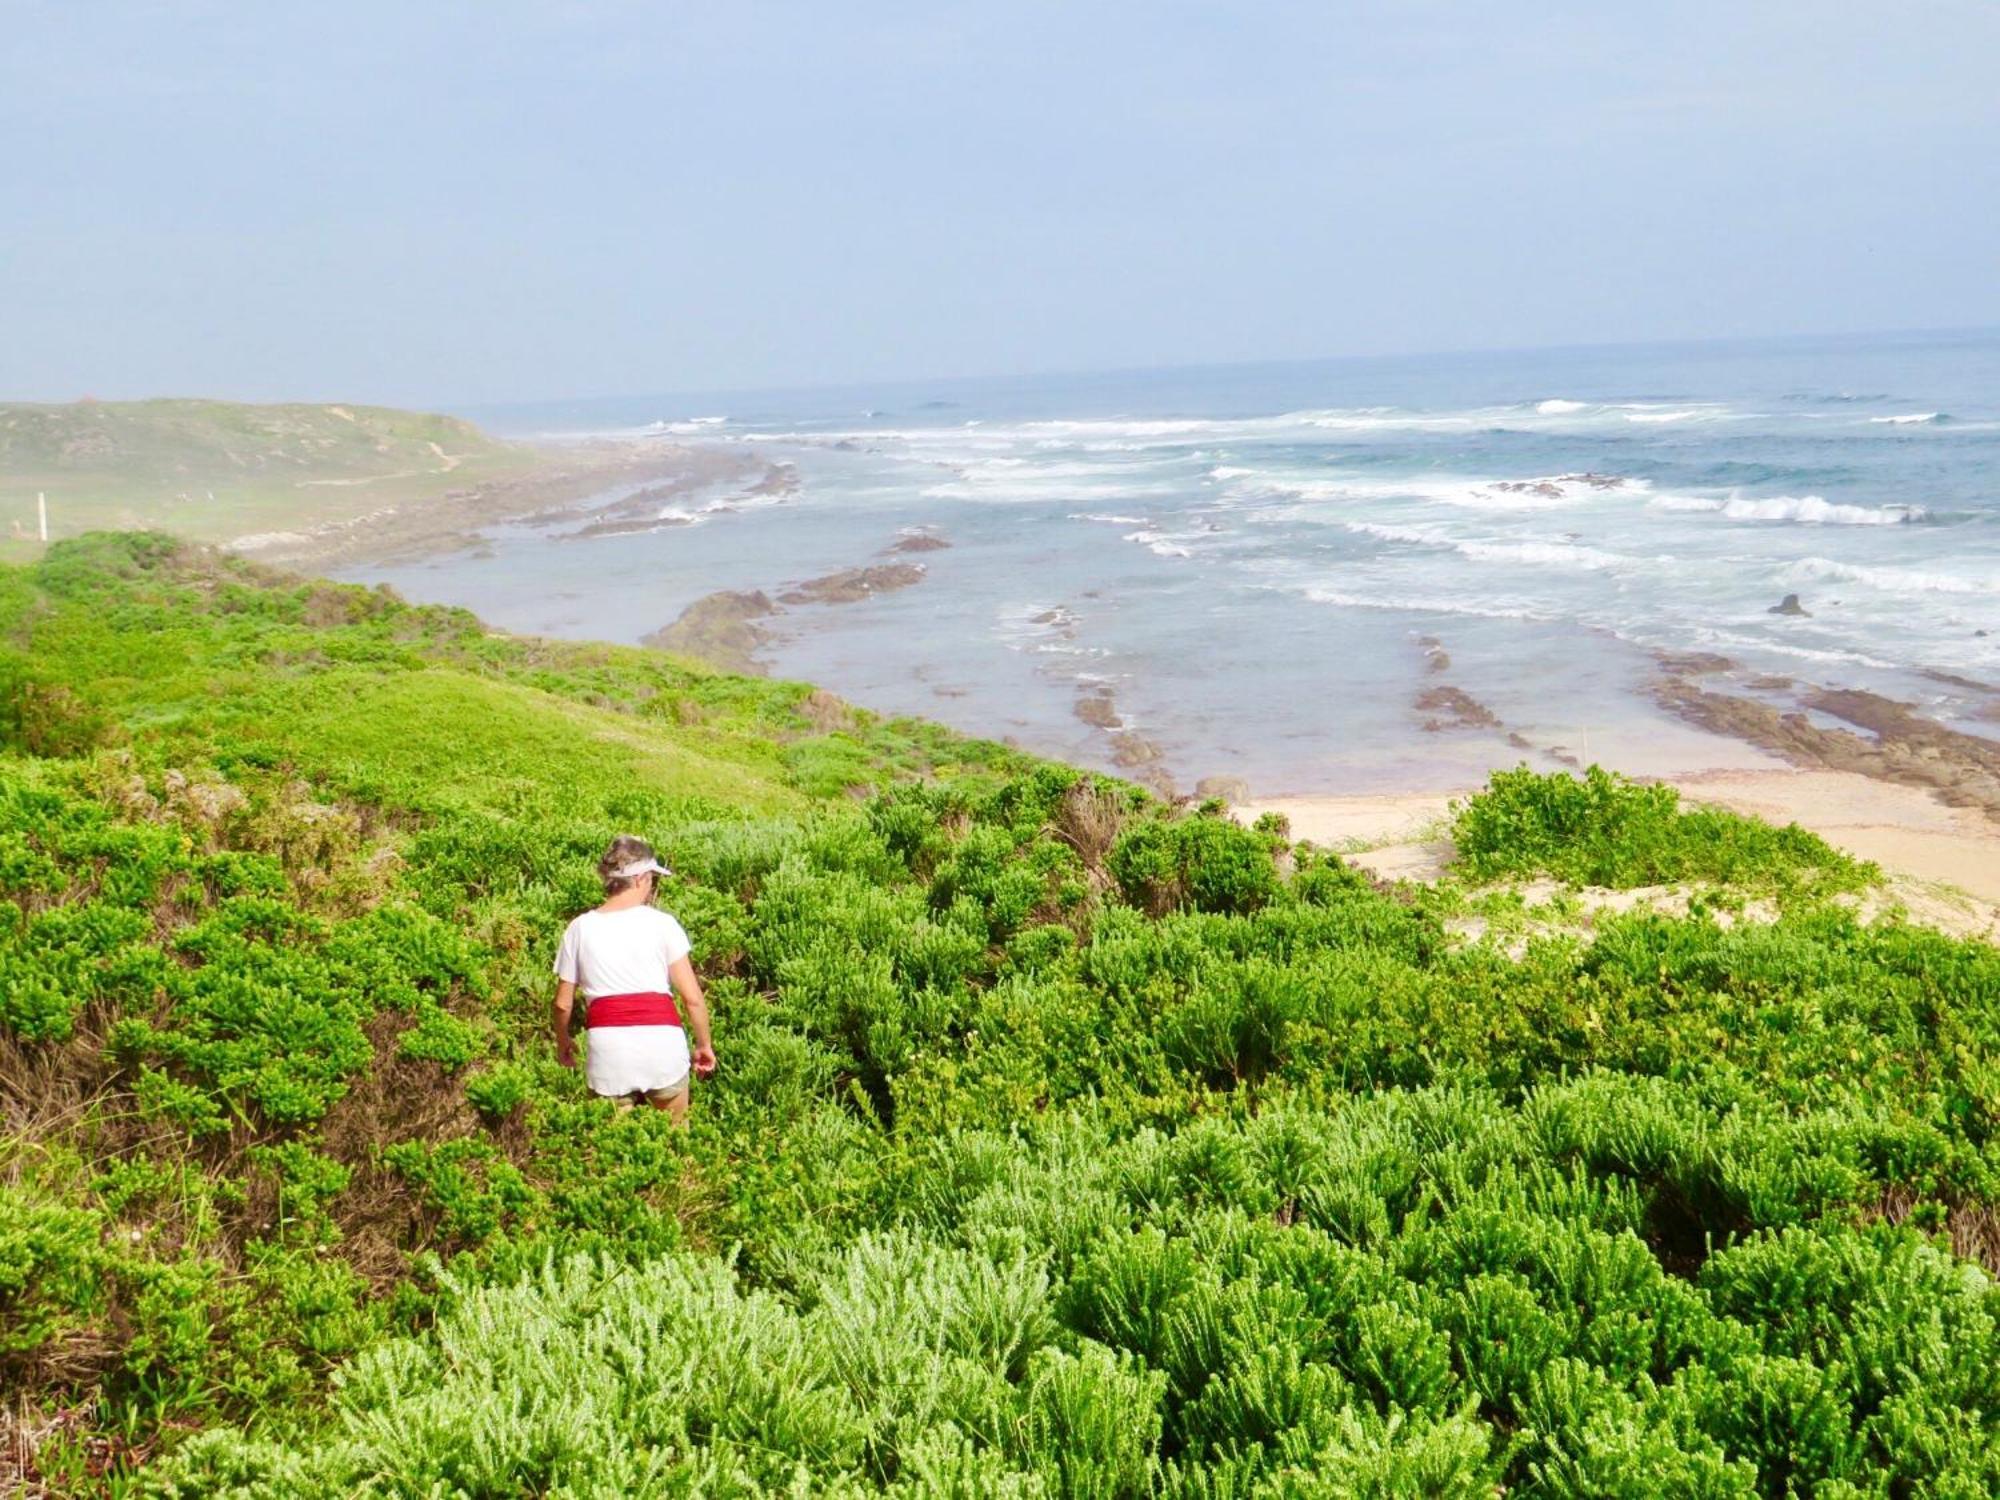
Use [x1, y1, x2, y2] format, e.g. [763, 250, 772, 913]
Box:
[1452, 764, 1876, 894]
[0, 534, 1996, 1496]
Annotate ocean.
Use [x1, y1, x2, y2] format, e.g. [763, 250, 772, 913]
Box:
[347, 329, 2000, 795]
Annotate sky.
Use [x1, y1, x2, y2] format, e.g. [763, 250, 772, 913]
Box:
[4, 1, 1998, 408]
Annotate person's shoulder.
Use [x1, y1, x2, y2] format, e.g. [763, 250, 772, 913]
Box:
[652, 907, 688, 931]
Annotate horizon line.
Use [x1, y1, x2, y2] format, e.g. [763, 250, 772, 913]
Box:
[4, 319, 1995, 416]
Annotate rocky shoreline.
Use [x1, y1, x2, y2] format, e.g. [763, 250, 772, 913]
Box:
[232, 440, 766, 569]
[642, 530, 945, 677]
[1650, 655, 2000, 824]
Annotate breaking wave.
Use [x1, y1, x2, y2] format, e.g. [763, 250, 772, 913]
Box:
[1785, 557, 1996, 596]
[1651, 493, 1928, 526]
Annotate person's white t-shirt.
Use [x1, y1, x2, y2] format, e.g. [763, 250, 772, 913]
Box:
[552, 906, 692, 1001]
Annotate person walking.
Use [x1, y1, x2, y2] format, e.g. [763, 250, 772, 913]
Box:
[552, 835, 716, 1117]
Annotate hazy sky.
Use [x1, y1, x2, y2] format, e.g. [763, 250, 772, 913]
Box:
[5, 1, 1997, 407]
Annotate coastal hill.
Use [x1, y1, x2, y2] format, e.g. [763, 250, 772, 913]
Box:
[0, 398, 527, 546]
[0, 398, 756, 571]
[3, 534, 1999, 1493]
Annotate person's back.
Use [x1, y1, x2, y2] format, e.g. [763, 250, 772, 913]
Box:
[551, 836, 716, 1116]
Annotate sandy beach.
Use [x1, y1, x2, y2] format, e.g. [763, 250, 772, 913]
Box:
[1242, 766, 2000, 940]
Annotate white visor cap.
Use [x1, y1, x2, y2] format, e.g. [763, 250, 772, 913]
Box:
[612, 857, 671, 879]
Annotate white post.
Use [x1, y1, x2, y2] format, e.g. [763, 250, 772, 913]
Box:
[37, 492, 48, 542]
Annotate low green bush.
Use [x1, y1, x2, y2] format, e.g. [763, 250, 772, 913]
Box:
[1452, 764, 1875, 893]
[2, 536, 1996, 1495]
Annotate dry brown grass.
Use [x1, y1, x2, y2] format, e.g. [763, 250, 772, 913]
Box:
[1048, 781, 1127, 874]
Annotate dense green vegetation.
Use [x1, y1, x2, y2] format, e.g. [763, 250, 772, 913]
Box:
[3, 534, 1997, 1496]
[1450, 765, 1877, 896]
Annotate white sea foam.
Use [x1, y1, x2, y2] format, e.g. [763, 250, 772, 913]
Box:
[1721, 495, 1925, 526]
[1242, 471, 1640, 514]
[1536, 398, 1589, 415]
[1684, 630, 1904, 671]
[1342, 520, 1629, 571]
[1623, 409, 1703, 424]
[1422, 473, 1638, 511]
[921, 474, 1177, 504]
[1647, 493, 1926, 526]
[1342, 521, 1441, 546]
[1123, 528, 1196, 559]
[1785, 557, 1997, 596]
[1454, 538, 1630, 570]
[1870, 412, 1942, 425]
[1292, 585, 1549, 623]
[1208, 465, 1257, 480]
[1069, 511, 1153, 525]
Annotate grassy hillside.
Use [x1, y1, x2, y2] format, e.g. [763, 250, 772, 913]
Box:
[0, 400, 531, 549]
[3, 534, 1999, 1496]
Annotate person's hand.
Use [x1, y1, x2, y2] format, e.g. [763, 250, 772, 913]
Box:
[556, 1043, 577, 1070]
[692, 1044, 717, 1078]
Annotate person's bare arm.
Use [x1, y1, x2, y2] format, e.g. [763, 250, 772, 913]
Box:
[552, 979, 578, 1068]
[670, 955, 716, 1075]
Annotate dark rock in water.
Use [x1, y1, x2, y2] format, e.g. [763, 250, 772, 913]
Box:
[885, 531, 951, 555]
[642, 590, 777, 675]
[1109, 731, 1163, 768]
[1415, 684, 1501, 733]
[1194, 775, 1251, 804]
[1648, 677, 2000, 820]
[1769, 594, 1810, 617]
[1655, 650, 1736, 677]
[1073, 686, 1122, 730]
[779, 562, 926, 606]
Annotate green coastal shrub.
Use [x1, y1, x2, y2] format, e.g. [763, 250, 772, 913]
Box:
[1452, 764, 1874, 893]
[5, 536, 2000, 1495]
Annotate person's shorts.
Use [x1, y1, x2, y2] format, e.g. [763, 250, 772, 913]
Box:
[585, 1022, 690, 1103]
[607, 1076, 690, 1110]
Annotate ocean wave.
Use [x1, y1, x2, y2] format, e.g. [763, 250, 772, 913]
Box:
[921, 475, 1178, 504]
[1342, 520, 1630, 572]
[1682, 628, 1903, 671]
[1536, 398, 1589, 415]
[1342, 521, 1440, 546]
[1652, 493, 1927, 526]
[1869, 412, 1944, 425]
[1785, 557, 1997, 596]
[1427, 473, 1639, 511]
[1208, 465, 1257, 480]
[1623, 409, 1703, 424]
[1123, 528, 1198, 559]
[1455, 538, 1631, 570]
[1291, 584, 1549, 623]
[1243, 471, 1642, 514]
[1069, 511, 1153, 525]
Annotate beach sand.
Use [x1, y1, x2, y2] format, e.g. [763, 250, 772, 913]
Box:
[1241, 767, 2000, 941]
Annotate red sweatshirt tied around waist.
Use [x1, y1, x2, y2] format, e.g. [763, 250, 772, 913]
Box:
[584, 991, 683, 1029]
